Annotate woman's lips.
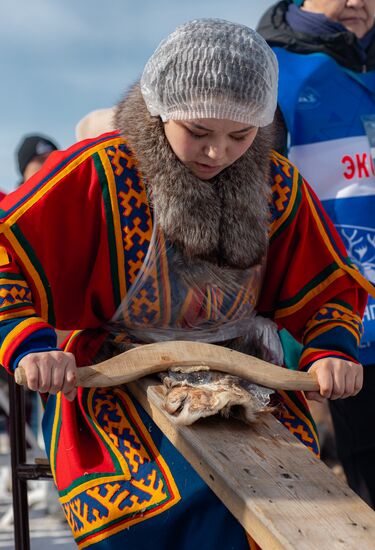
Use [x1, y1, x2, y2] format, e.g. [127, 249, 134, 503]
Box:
[194, 162, 223, 172]
[341, 17, 365, 25]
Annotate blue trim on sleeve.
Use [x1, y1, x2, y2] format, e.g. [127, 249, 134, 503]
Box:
[302, 325, 359, 371]
[10, 327, 57, 371]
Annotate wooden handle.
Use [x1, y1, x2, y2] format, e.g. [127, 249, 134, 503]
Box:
[14, 340, 319, 392]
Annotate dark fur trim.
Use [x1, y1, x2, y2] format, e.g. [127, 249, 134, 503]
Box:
[114, 84, 274, 269]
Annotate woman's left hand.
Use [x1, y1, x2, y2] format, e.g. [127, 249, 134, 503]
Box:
[305, 358, 363, 403]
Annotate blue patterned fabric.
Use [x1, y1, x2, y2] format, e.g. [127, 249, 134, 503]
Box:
[275, 47, 375, 364]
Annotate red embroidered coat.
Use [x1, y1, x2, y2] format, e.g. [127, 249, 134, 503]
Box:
[0, 131, 372, 548]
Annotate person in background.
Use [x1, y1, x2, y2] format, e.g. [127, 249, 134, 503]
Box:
[16, 134, 58, 185]
[258, 0, 375, 508]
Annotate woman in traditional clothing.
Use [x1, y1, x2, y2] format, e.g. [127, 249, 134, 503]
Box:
[0, 19, 373, 549]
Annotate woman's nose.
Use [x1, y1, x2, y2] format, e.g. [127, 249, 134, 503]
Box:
[204, 144, 225, 160]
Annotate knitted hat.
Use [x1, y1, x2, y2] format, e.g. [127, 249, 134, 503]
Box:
[16, 134, 58, 176]
[141, 18, 278, 127]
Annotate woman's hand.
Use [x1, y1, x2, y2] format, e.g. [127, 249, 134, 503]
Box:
[17, 350, 77, 401]
[305, 358, 363, 403]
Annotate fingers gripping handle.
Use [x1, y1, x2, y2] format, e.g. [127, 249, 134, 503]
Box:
[14, 367, 30, 387]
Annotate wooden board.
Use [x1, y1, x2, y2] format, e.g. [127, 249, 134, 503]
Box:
[128, 379, 375, 550]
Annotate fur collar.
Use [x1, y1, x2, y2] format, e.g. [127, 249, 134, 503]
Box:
[114, 84, 274, 270]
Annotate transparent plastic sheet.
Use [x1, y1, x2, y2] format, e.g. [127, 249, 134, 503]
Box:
[105, 223, 264, 344]
[103, 223, 282, 424]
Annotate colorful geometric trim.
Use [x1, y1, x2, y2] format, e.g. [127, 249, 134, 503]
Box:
[92, 141, 159, 330]
[0, 317, 51, 366]
[49, 388, 180, 549]
[0, 306, 35, 322]
[276, 390, 320, 457]
[122, 230, 172, 328]
[300, 323, 360, 369]
[94, 152, 125, 308]
[106, 142, 153, 292]
[303, 302, 363, 346]
[269, 151, 302, 241]
[0, 282, 32, 308]
[2, 227, 53, 323]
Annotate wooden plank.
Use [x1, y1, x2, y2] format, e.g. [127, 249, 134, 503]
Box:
[128, 379, 375, 550]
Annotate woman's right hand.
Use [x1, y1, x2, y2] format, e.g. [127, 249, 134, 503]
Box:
[17, 350, 78, 401]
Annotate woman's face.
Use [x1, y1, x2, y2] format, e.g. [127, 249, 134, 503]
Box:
[302, 0, 375, 38]
[163, 118, 258, 180]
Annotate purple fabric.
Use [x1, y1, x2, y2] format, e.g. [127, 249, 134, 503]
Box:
[286, 4, 375, 63]
[286, 4, 346, 36]
[360, 27, 375, 50]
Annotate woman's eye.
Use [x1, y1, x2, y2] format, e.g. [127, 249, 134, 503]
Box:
[230, 134, 248, 142]
[186, 127, 207, 138]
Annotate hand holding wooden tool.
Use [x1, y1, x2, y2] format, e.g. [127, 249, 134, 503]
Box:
[14, 340, 319, 392]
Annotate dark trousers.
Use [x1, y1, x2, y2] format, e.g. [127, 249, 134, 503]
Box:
[329, 365, 375, 508]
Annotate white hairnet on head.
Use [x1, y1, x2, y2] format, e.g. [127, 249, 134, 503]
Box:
[140, 18, 278, 127]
